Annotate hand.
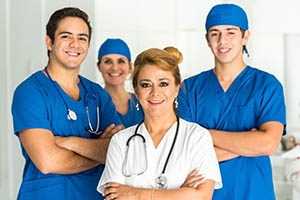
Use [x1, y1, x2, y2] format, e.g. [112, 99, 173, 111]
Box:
[104, 182, 136, 200]
[100, 124, 125, 139]
[181, 168, 206, 188]
[55, 136, 71, 149]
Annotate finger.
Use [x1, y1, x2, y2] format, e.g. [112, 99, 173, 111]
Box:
[186, 168, 200, 178]
[103, 125, 124, 138]
[100, 124, 116, 139]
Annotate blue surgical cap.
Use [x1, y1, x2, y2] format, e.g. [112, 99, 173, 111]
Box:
[98, 38, 131, 61]
[205, 4, 248, 31]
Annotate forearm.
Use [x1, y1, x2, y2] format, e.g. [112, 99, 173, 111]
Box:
[209, 121, 283, 156]
[214, 146, 239, 162]
[104, 180, 214, 200]
[56, 136, 110, 164]
[19, 129, 100, 175]
[43, 146, 100, 174]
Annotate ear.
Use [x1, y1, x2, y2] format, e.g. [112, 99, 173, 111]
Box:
[205, 33, 211, 47]
[97, 61, 102, 72]
[45, 35, 53, 51]
[174, 85, 180, 97]
[242, 30, 250, 46]
[129, 62, 133, 73]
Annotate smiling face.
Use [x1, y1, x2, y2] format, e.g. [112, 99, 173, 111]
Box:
[46, 17, 90, 70]
[206, 25, 249, 65]
[135, 64, 180, 119]
[98, 54, 132, 87]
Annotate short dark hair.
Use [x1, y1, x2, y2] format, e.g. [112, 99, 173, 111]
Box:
[46, 7, 92, 55]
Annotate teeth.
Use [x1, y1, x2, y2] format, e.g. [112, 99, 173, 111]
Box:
[68, 52, 79, 56]
[109, 73, 121, 77]
[150, 100, 163, 104]
[219, 48, 229, 53]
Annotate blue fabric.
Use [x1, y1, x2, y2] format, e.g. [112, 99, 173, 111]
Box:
[98, 38, 131, 61]
[205, 3, 248, 31]
[118, 93, 144, 128]
[178, 66, 286, 200]
[12, 70, 122, 200]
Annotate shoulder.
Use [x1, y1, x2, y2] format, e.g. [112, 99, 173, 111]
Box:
[181, 69, 213, 90]
[247, 66, 281, 83]
[183, 69, 212, 83]
[110, 125, 137, 144]
[14, 71, 46, 96]
[79, 75, 111, 97]
[179, 118, 210, 137]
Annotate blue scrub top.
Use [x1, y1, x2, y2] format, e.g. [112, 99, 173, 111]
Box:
[178, 66, 286, 200]
[12, 70, 122, 200]
[118, 93, 144, 128]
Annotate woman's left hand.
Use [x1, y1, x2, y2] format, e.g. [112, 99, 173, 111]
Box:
[181, 168, 206, 188]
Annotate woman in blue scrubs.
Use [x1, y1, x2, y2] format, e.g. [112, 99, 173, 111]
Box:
[97, 38, 144, 128]
[178, 3, 286, 200]
[11, 7, 123, 200]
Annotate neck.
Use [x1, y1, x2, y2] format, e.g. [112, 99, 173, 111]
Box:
[45, 64, 80, 86]
[105, 84, 129, 99]
[144, 114, 177, 135]
[105, 85, 131, 114]
[144, 114, 178, 148]
[213, 61, 247, 92]
[45, 65, 80, 100]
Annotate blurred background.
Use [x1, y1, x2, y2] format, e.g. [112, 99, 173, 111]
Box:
[1, 0, 300, 199]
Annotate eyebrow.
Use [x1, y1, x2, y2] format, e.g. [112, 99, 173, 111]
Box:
[58, 31, 89, 38]
[208, 27, 239, 32]
[140, 77, 170, 82]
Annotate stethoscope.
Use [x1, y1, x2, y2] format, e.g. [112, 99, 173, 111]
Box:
[44, 67, 101, 136]
[122, 116, 179, 189]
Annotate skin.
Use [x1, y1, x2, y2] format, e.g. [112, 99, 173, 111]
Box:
[97, 54, 132, 115]
[19, 17, 123, 175]
[104, 65, 215, 200]
[205, 25, 284, 161]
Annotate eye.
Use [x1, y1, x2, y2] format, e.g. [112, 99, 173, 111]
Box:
[103, 59, 113, 64]
[210, 32, 218, 37]
[159, 82, 169, 87]
[61, 34, 70, 39]
[140, 82, 151, 88]
[79, 36, 88, 41]
[118, 59, 126, 64]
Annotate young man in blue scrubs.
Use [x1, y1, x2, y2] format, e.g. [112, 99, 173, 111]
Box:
[11, 7, 123, 200]
[178, 3, 286, 200]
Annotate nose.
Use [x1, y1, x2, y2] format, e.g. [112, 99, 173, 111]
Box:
[150, 85, 160, 96]
[218, 32, 227, 45]
[69, 38, 80, 48]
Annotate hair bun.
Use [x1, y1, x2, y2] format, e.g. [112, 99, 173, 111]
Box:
[163, 46, 183, 65]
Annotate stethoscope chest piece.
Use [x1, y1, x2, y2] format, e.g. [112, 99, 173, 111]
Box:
[155, 173, 168, 189]
[67, 109, 77, 121]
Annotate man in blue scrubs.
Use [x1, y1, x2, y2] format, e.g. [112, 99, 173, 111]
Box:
[11, 7, 123, 200]
[178, 3, 286, 200]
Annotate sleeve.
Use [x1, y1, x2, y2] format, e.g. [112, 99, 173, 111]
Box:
[97, 133, 126, 194]
[11, 79, 50, 135]
[189, 125, 222, 189]
[177, 81, 193, 121]
[257, 75, 286, 134]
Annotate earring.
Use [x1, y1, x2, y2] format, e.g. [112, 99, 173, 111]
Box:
[136, 102, 140, 111]
[174, 98, 178, 108]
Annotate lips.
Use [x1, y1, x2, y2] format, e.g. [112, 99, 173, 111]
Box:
[148, 99, 164, 105]
[218, 48, 230, 53]
[66, 51, 81, 57]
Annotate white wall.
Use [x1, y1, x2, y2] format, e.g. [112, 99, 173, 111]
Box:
[1, 0, 300, 199]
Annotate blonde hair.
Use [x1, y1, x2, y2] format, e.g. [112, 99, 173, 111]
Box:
[132, 46, 183, 90]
